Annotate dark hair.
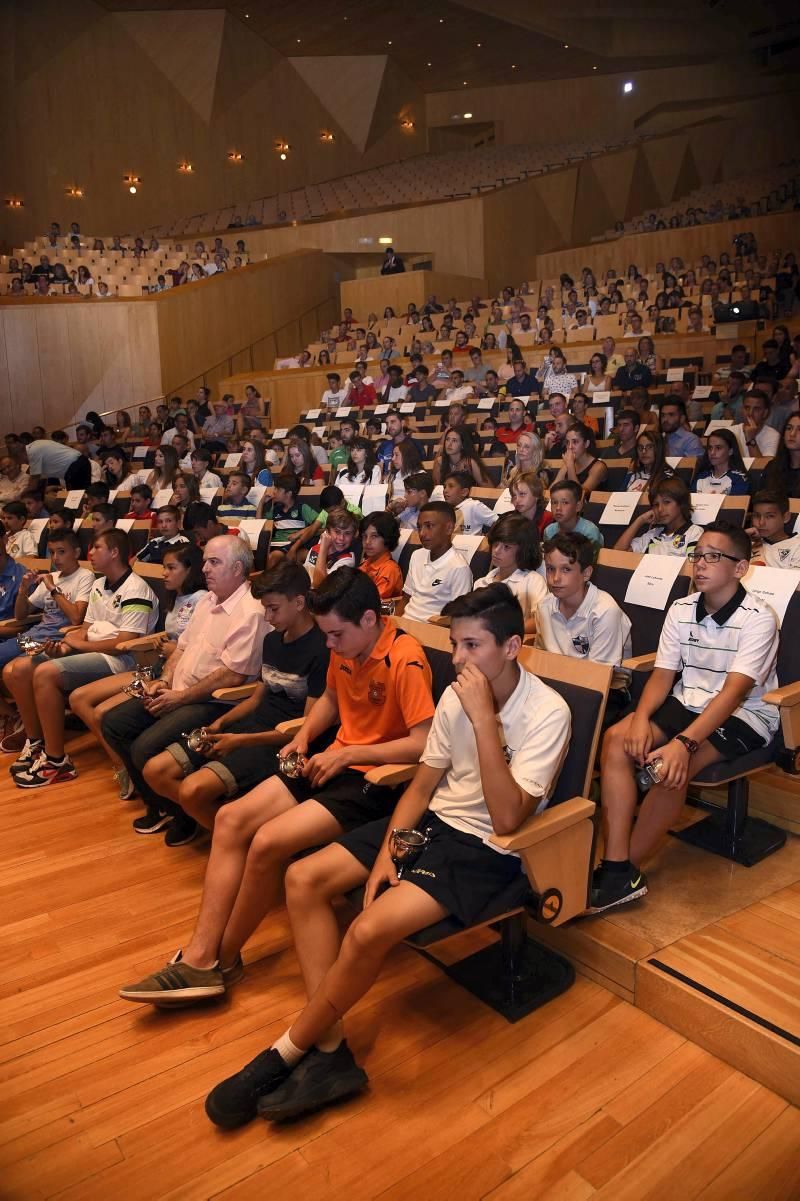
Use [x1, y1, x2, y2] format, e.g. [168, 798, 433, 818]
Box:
[697, 427, 747, 477]
[157, 504, 181, 520]
[617, 408, 639, 426]
[361, 510, 400, 552]
[404, 471, 434, 495]
[442, 582, 524, 643]
[273, 472, 300, 497]
[543, 530, 596, 570]
[342, 437, 377, 483]
[319, 484, 344, 509]
[0, 520, 6, 538]
[251, 559, 311, 601]
[287, 424, 311, 443]
[161, 542, 206, 607]
[549, 479, 582, 503]
[567, 421, 597, 453]
[183, 501, 216, 531]
[227, 470, 252, 489]
[130, 483, 153, 502]
[488, 512, 542, 570]
[191, 447, 212, 466]
[419, 500, 457, 523]
[94, 527, 131, 563]
[659, 395, 687, 418]
[46, 528, 81, 552]
[444, 469, 474, 491]
[752, 489, 789, 511]
[1, 500, 26, 521]
[308, 565, 381, 621]
[90, 502, 116, 524]
[700, 519, 751, 561]
[650, 476, 693, 524]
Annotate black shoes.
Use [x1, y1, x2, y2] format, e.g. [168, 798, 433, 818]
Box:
[205, 1048, 291, 1129]
[589, 861, 648, 913]
[164, 814, 199, 847]
[258, 1042, 368, 1123]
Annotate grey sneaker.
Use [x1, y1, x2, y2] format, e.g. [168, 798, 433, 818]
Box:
[113, 766, 135, 800]
[220, 953, 244, 988]
[119, 949, 225, 1006]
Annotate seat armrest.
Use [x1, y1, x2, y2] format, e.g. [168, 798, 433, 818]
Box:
[364, 763, 418, 787]
[116, 633, 169, 653]
[622, 652, 657, 672]
[275, 718, 303, 736]
[0, 615, 41, 633]
[489, 796, 596, 852]
[428, 614, 451, 627]
[212, 684, 257, 702]
[763, 681, 800, 751]
[762, 681, 800, 707]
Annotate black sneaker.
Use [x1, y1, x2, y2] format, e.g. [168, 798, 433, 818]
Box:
[132, 809, 171, 835]
[205, 1047, 291, 1129]
[589, 862, 648, 914]
[258, 1042, 367, 1122]
[164, 814, 199, 847]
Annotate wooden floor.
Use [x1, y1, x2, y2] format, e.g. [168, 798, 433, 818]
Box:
[2, 743, 800, 1201]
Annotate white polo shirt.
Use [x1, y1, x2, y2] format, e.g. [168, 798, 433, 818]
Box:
[762, 536, 800, 570]
[6, 528, 37, 559]
[85, 570, 159, 669]
[536, 583, 632, 666]
[28, 567, 94, 632]
[473, 567, 548, 622]
[423, 667, 572, 850]
[730, 422, 780, 458]
[456, 498, 499, 535]
[403, 545, 473, 622]
[631, 522, 703, 557]
[655, 586, 779, 741]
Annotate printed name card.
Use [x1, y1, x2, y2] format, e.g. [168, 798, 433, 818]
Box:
[452, 534, 484, 565]
[115, 518, 135, 532]
[493, 489, 515, 515]
[374, 404, 389, 415]
[312, 426, 326, 437]
[691, 493, 725, 525]
[153, 488, 173, 508]
[400, 402, 416, 414]
[334, 407, 351, 419]
[478, 396, 495, 410]
[590, 390, 611, 404]
[238, 518, 266, 550]
[132, 445, 148, 459]
[28, 518, 48, 543]
[305, 408, 321, 420]
[361, 485, 388, 516]
[624, 555, 685, 610]
[666, 367, 685, 382]
[225, 452, 242, 467]
[665, 456, 683, 469]
[598, 493, 640, 526]
[743, 564, 800, 627]
[272, 427, 288, 439]
[704, 419, 734, 436]
[108, 489, 119, 502]
[200, 486, 219, 501]
[338, 482, 364, 508]
[692, 386, 713, 400]
[64, 490, 85, 509]
[392, 526, 414, 562]
[434, 397, 450, 408]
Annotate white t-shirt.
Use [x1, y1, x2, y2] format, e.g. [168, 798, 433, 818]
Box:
[730, 422, 780, 458]
[6, 528, 37, 559]
[28, 567, 94, 633]
[403, 546, 473, 622]
[655, 586, 779, 740]
[761, 535, 800, 570]
[161, 428, 196, 451]
[536, 583, 632, 666]
[456, 498, 499, 535]
[85, 570, 159, 669]
[423, 667, 572, 848]
[164, 589, 206, 638]
[335, 464, 382, 486]
[384, 384, 409, 404]
[197, 470, 223, 492]
[631, 523, 703, 556]
[321, 388, 349, 409]
[473, 567, 548, 623]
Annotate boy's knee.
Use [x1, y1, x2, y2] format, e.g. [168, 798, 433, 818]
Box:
[33, 661, 61, 689]
[343, 910, 390, 959]
[285, 855, 326, 902]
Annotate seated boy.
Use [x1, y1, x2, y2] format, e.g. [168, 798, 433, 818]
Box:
[119, 567, 434, 1008]
[442, 470, 500, 535]
[360, 511, 403, 601]
[217, 471, 257, 520]
[0, 529, 94, 671]
[137, 561, 330, 833]
[88, 503, 116, 537]
[263, 474, 319, 564]
[283, 485, 363, 563]
[593, 521, 780, 913]
[747, 490, 800, 569]
[202, 583, 571, 1127]
[23, 490, 49, 523]
[615, 478, 702, 558]
[542, 480, 603, 552]
[191, 448, 224, 493]
[402, 502, 473, 621]
[2, 502, 37, 559]
[123, 483, 156, 522]
[390, 470, 433, 529]
[5, 530, 159, 787]
[134, 505, 189, 564]
[304, 505, 359, 586]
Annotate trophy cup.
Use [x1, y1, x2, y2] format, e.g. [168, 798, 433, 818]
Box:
[636, 757, 664, 793]
[123, 667, 154, 699]
[380, 599, 396, 616]
[278, 750, 307, 778]
[183, 727, 213, 754]
[17, 632, 41, 657]
[389, 827, 432, 879]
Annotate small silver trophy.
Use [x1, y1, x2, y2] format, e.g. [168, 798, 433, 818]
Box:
[389, 827, 432, 879]
[278, 749, 307, 778]
[17, 632, 41, 657]
[183, 726, 213, 753]
[636, 757, 664, 792]
[123, 667, 154, 699]
[380, 599, 396, 616]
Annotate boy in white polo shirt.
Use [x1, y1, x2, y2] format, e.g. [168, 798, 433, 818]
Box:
[203, 583, 571, 1127]
[442, 470, 500, 535]
[748, 491, 800, 569]
[593, 520, 779, 914]
[402, 502, 473, 621]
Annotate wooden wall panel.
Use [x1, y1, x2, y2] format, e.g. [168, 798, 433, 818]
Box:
[3, 309, 44, 430]
[127, 303, 163, 407]
[97, 302, 134, 413]
[0, 309, 11, 422]
[340, 270, 488, 320]
[64, 306, 105, 419]
[35, 306, 73, 426]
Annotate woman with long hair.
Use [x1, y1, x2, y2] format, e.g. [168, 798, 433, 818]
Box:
[763, 413, 800, 498]
[433, 426, 490, 486]
[386, 439, 424, 499]
[504, 429, 544, 486]
[317, 349, 331, 367]
[584, 353, 611, 397]
[102, 448, 134, 490]
[637, 336, 658, 372]
[240, 439, 272, 488]
[694, 429, 750, 495]
[623, 429, 672, 493]
[145, 445, 180, 494]
[69, 542, 207, 798]
[552, 422, 608, 494]
[365, 330, 380, 352]
[114, 410, 133, 440]
[236, 386, 265, 437]
[335, 437, 382, 486]
[170, 472, 201, 514]
[285, 437, 323, 485]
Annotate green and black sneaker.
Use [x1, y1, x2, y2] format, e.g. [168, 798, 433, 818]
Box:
[589, 861, 648, 914]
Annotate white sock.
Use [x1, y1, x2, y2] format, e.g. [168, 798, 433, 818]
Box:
[271, 1030, 305, 1067]
[315, 1022, 343, 1054]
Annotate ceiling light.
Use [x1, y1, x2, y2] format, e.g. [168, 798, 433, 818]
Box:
[463, 80, 468, 86]
[463, 112, 473, 119]
[320, 130, 335, 142]
[388, 40, 392, 45]
[6, 198, 24, 209]
[563, 43, 569, 48]
[476, 42, 481, 47]
[400, 118, 415, 130]
[65, 186, 84, 198]
[511, 64, 517, 70]
[228, 150, 244, 161]
[623, 80, 634, 93]
[129, 186, 137, 194]
[378, 237, 393, 244]
[427, 61, 432, 66]
[280, 153, 287, 161]
[123, 174, 141, 187]
[177, 162, 193, 174]
[593, 65, 597, 70]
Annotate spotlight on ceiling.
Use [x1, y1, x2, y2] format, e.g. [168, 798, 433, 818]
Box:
[623, 80, 634, 93]
[227, 150, 244, 162]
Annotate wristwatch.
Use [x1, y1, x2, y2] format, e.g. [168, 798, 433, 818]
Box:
[49, 586, 63, 598]
[674, 733, 698, 754]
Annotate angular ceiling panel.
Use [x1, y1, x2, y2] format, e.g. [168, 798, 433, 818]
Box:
[643, 134, 688, 205]
[288, 55, 387, 153]
[213, 12, 281, 119]
[114, 9, 225, 124]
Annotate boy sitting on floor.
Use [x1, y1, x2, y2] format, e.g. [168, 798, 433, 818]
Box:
[592, 520, 780, 914]
[201, 582, 571, 1127]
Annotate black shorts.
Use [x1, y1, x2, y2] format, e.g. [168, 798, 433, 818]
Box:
[280, 768, 401, 832]
[652, 695, 768, 761]
[338, 810, 524, 927]
[168, 721, 336, 799]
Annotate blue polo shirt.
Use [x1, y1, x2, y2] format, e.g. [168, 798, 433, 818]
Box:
[0, 557, 26, 621]
[666, 427, 705, 457]
[506, 372, 541, 398]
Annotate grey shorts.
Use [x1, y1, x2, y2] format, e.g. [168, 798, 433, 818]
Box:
[53, 651, 136, 691]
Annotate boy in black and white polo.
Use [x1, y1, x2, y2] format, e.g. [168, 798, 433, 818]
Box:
[402, 501, 473, 621]
[593, 520, 779, 913]
[202, 583, 571, 1127]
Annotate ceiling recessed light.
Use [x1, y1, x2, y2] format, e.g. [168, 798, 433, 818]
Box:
[378, 236, 393, 244]
[439, 17, 444, 22]
[623, 80, 634, 93]
[511, 64, 517, 70]
[463, 112, 473, 119]
[280, 153, 287, 160]
[463, 80, 468, 86]
[593, 65, 597, 70]
[296, 38, 301, 43]
[388, 40, 392, 45]
[563, 43, 569, 48]
[129, 186, 137, 194]
[427, 61, 432, 66]
[476, 42, 481, 47]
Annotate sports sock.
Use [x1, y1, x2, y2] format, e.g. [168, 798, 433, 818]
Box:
[272, 1030, 305, 1067]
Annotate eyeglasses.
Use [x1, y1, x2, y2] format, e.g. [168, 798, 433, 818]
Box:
[686, 549, 741, 564]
